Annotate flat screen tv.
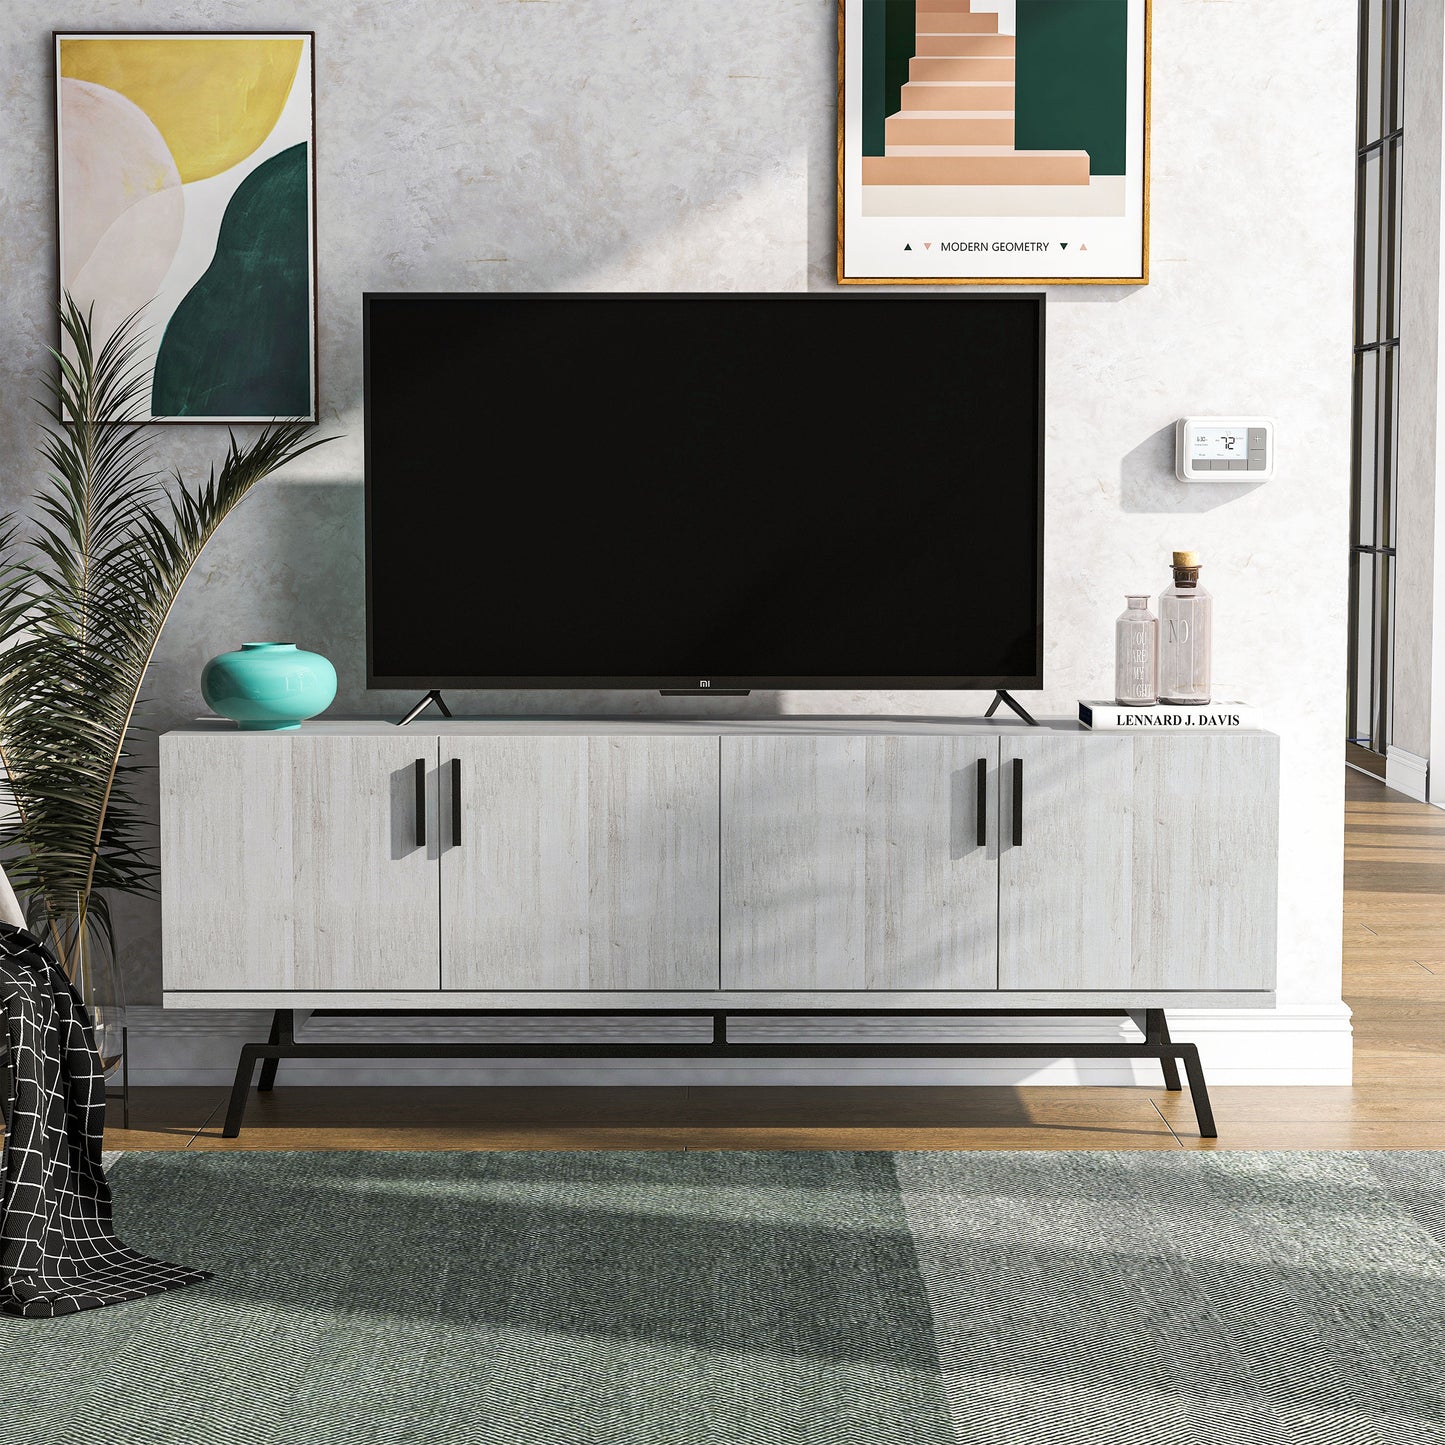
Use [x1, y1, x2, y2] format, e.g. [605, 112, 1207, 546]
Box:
[364, 292, 1044, 693]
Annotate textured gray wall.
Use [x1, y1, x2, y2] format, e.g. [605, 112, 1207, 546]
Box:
[1, 1, 1354, 1016]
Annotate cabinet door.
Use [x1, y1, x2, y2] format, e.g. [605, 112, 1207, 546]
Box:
[441, 735, 719, 990]
[721, 735, 998, 991]
[997, 732, 1278, 991]
[161, 734, 440, 991]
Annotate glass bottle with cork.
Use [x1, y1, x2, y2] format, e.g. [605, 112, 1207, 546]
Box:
[1159, 550, 1212, 704]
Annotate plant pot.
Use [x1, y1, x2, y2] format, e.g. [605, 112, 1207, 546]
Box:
[201, 642, 338, 731]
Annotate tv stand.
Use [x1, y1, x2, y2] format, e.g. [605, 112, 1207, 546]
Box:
[160, 718, 1279, 1142]
[395, 689, 453, 726]
[985, 690, 1039, 726]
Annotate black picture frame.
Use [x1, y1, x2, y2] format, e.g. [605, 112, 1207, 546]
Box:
[53, 30, 320, 425]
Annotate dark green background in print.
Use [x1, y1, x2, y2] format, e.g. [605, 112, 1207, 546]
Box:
[152, 142, 312, 418]
[862, 0, 918, 157]
[1015, 0, 1129, 175]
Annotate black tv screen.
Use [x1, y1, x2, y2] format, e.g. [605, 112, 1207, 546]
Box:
[364, 293, 1044, 691]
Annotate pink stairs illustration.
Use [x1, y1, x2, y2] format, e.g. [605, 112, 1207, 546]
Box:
[862, 0, 1090, 185]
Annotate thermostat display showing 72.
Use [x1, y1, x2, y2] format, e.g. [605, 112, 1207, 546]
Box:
[1175, 417, 1275, 482]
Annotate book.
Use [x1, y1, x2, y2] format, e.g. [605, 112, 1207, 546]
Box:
[1078, 700, 1257, 730]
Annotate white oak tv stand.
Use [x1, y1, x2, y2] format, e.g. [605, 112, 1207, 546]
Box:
[159, 718, 1280, 1137]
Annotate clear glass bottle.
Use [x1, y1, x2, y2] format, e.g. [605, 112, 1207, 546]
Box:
[1115, 595, 1158, 705]
[1159, 550, 1212, 704]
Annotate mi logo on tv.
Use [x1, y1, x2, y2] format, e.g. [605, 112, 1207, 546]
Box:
[699, 680, 711, 688]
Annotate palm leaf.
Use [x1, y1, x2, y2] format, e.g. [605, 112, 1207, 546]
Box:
[0, 296, 335, 962]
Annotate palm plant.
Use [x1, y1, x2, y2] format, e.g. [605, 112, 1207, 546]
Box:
[0, 296, 332, 981]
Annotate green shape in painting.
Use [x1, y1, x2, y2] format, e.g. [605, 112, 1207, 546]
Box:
[1015, 0, 1128, 175]
[153, 142, 311, 417]
[862, 0, 917, 157]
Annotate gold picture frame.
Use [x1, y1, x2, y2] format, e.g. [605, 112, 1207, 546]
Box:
[836, 0, 1150, 286]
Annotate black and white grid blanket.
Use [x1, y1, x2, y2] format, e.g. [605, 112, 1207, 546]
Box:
[0, 921, 209, 1317]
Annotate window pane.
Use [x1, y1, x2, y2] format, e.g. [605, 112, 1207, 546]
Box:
[1386, 0, 1402, 135]
[1358, 150, 1381, 344]
[1381, 345, 1398, 548]
[1349, 548, 1377, 744]
[1348, 0, 1401, 759]
[1388, 137, 1403, 340]
[1354, 348, 1378, 548]
[1362, 0, 1384, 145]
[1381, 551, 1396, 746]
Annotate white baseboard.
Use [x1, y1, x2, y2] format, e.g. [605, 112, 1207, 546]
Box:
[1387, 745, 1430, 801]
[124, 1003, 1354, 1087]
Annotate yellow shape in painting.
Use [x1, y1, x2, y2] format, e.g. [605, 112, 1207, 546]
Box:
[60, 38, 303, 184]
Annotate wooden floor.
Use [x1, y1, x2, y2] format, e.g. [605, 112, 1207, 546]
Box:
[107, 768, 1445, 1153]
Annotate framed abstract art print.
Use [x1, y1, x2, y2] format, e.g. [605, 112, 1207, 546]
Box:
[55, 32, 318, 421]
[837, 0, 1149, 285]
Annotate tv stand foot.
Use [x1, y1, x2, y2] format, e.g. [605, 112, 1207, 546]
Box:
[216, 1005, 1217, 1140]
[984, 689, 1039, 726]
[395, 690, 453, 726]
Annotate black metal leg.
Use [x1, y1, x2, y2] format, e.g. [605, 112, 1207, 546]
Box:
[223, 1044, 268, 1137]
[257, 1009, 293, 1092]
[1177, 1042, 1217, 1138]
[121, 1023, 131, 1131]
[211, 1006, 1217, 1139]
[1147, 1009, 1183, 1092]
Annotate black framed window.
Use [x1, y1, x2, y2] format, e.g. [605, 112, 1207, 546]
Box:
[1348, 0, 1404, 771]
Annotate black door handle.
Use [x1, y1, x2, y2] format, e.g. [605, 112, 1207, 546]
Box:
[976, 758, 988, 847]
[1012, 757, 1023, 847]
[414, 758, 427, 848]
[451, 756, 462, 848]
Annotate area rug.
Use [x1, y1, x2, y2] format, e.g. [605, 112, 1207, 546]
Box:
[6, 1149, 1445, 1445]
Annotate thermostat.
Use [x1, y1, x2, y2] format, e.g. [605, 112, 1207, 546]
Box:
[1175, 416, 1275, 481]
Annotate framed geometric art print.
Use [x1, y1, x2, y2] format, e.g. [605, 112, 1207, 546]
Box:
[55, 32, 317, 422]
[837, 0, 1149, 285]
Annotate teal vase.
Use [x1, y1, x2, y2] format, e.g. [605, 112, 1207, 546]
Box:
[201, 643, 338, 731]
